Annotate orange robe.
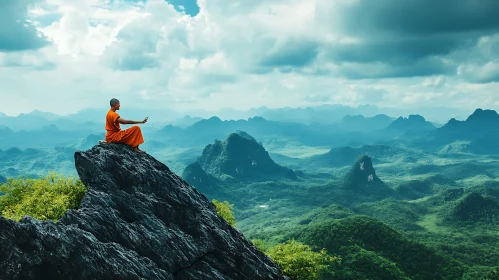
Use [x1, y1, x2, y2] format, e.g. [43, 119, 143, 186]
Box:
[105, 110, 144, 148]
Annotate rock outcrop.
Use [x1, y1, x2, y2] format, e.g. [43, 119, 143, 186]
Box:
[192, 131, 296, 181]
[0, 143, 289, 280]
[342, 155, 394, 198]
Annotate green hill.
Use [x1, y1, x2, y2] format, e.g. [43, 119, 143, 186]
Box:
[448, 192, 499, 223]
[194, 131, 296, 181]
[396, 174, 459, 200]
[305, 144, 426, 171]
[291, 216, 463, 280]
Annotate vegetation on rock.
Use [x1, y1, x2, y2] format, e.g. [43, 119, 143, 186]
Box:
[0, 173, 86, 221]
[212, 199, 236, 226]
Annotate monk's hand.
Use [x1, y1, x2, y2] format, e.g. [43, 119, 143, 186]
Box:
[142, 117, 148, 124]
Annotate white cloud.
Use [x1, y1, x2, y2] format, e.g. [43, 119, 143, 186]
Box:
[0, 0, 499, 116]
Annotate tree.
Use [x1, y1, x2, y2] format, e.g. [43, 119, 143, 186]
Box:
[0, 172, 87, 221]
[212, 199, 236, 226]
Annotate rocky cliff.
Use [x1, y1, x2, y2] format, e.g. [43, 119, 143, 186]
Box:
[342, 155, 394, 198]
[0, 143, 288, 280]
[192, 131, 296, 181]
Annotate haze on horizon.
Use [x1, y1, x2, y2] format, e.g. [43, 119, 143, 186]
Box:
[1, 0, 499, 117]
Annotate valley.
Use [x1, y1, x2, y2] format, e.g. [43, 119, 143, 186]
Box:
[2, 107, 499, 279]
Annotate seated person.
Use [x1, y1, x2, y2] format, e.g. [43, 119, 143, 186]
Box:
[105, 98, 148, 152]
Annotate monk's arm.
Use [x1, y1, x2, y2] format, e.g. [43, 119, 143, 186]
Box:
[117, 117, 147, 124]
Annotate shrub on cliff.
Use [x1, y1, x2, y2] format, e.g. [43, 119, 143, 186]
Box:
[253, 239, 340, 280]
[212, 199, 236, 226]
[0, 173, 87, 221]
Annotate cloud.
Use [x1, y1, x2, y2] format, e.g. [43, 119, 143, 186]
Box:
[455, 34, 499, 83]
[0, 51, 56, 70]
[422, 76, 447, 88]
[1, 0, 499, 116]
[0, 0, 51, 52]
[259, 40, 319, 69]
[335, 57, 456, 79]
[322, 0, 499, 36]
[458, 61, 499, 83]
[314, 0, 499, 78]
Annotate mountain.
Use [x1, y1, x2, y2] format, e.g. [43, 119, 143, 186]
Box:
[188, 131, 296, 181]
[260, 104, 361, 124]
[342, 156, 394, 197]
[155, 116, 334, 147]
[169, 115, 203, 127]
[401, 109, 499, 154]
[71, 133, 105, 150]
[439, 109, 499, 136]
[387, 114, 436, 133]
[396, 175, 459, 200]
[0, 128, 89, 150]
[154, 116, 398, 149]
[0, 147, 78, 177]
[0, 111, 103, 133]
[338, 114, 395, 131]
[0, 174, 6, 183]
[451, 192, 499, 223]
[182, 162, 222, 196]
[29, 110, 61, 121]
[0, 143, 289, 280]
[305, 144, 425, 171]
[291, 216, 462, 280]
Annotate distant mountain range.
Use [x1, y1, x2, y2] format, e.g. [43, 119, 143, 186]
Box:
[0, 103, 472, 131]
[3, 107, 499, 157]
[0, 146, 77, 178]
[407, 109, 499, 153]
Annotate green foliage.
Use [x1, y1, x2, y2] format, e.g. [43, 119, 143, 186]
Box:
[290, 216, 464, 280]
[334, 247, 410, 280]
[251, 239, 271, 253]
[452, 192, 499, 223]
[0, 172, 87, 221]
[487, 267, 499, 280]
[266, 239, 340, 280]
[353, 199, 427, 231]
[212, 199, 236, 226]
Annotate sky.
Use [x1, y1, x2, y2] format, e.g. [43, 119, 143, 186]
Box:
[0, 0, 499, 116]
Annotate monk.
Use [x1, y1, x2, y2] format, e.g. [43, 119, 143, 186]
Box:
[105, 98, 148, 152]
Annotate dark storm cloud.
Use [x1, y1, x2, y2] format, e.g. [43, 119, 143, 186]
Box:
[338, 57, 455, 79]
[259, 41, 319, 68]
[316, 0, 499, 79]
[325, 35, 471, 65]
[0, 0, 50, 52]
[336, 0, 499, 36]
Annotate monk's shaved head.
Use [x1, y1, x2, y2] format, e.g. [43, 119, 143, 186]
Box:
[110, 98, 120, 107]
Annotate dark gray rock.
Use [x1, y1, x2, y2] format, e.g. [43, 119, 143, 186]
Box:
[342, 155, 395, 198]
[193, 131, 296, 181]
[0, 143, 288, 280]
